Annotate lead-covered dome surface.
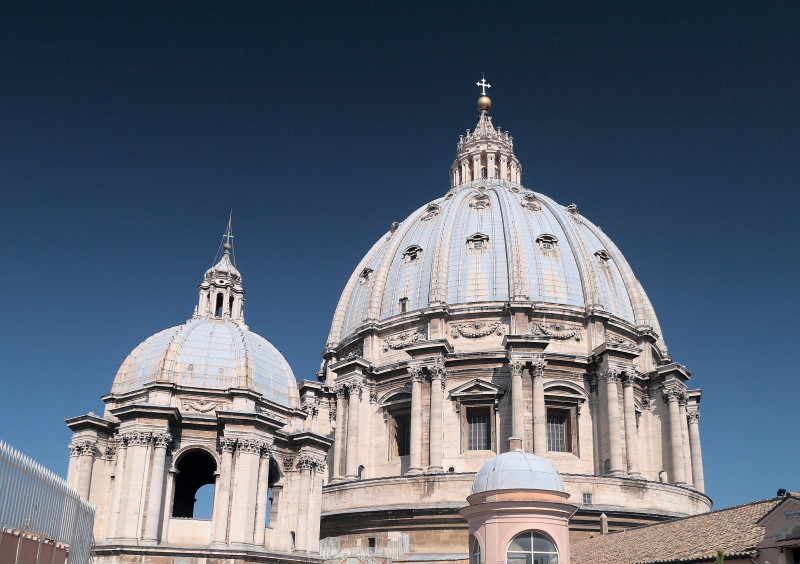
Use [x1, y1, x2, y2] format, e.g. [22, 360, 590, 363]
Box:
[328, 179, 664, 348]
[112, 317, 299, 407]
[472, 450, 565, 494]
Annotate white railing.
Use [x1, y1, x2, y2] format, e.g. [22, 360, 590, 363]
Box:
[320, 534, 410, 563]
[0, 441, 95, 564]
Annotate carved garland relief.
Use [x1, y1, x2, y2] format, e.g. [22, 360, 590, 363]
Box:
[451, 321, 503, 339]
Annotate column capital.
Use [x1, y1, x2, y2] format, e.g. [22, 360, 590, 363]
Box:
[600, 369, 619, 384]
[687, 410, 700, 423]
[301, 396, 320, 418]
[124, 431, 153, 447]
[345, 380, 364, 398]
[335, 384, 347, 399]
[426, 357, 447, 388]
[298, 452, 327, 473]
[408, 364, 425, 383]
[220, 437, 237, 453]
[508, 359, 525, 377]
[662, 385, 687, 404]
[260, 441, 274, 458]
[153, 432, 173, 449]
[237, 438, 263, 455]
[531, 354, 547, 378]
[621, 371, 638, 387]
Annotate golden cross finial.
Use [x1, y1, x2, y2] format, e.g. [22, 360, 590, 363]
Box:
[476, 75, 491, 96]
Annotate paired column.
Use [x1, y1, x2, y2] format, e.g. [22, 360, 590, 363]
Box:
[295, 453, 325, 552]
[662, 388, 687, 485]
[428, 361, 445, 473]
[473, 155, 481, 180]
[532, 359, 547, 456]
[621, 374, 641, 477]
[408, 366, 424, 475]
[509, 360, 525, 446]
[253, 445, 272, 546]
[142, 432, 172, 544]
[331, 387, 347, 481]
[602, 371, 624, 476]
[687, 410, 705, 493]
[344, 381, 363, 480]
[211, 438, 235, 545]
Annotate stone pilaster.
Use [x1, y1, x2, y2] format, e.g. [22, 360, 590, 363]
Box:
[105, 434, 127, 539]
[118, 431, 151, 540]
[253, 443, 272, 546]
[211, 437, 236, 545]
[678, 397, 693, 486]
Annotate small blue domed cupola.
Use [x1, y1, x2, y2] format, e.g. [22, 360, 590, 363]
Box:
[472, 450, 565, 495]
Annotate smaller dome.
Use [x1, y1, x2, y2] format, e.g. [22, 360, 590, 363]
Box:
[472, 451, 565, 494]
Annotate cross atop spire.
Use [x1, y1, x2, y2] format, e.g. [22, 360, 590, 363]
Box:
[222, 213, 234, 254]
[476, 75, 491, 96]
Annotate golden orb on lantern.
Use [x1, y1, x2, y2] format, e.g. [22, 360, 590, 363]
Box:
[477, 95, 492, 112]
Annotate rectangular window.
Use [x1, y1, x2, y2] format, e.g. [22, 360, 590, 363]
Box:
[467, 407, 492, 450]
[583, 493, 593, 505]
[394, 414, 410, 457]
[547, 410, 571, 452]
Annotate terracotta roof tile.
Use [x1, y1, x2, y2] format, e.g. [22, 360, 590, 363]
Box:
[572, 498, 783, 564]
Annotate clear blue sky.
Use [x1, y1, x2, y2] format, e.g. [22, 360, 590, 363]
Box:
[1, 2, 797, 510]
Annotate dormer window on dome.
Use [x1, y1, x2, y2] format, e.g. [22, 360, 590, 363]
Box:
[467, 233, 489, 250]
[359, 267, 374, 283]
[536, 234, 558, 251]
[595, 250, 611, 262]
[403, 245, 422, 263]
[470, 193, 491, 209]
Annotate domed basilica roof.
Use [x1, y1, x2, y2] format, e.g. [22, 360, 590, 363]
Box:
[328, 98, 664, 348]
[472, 450, 565, 494]
[111, 224, 299, 407]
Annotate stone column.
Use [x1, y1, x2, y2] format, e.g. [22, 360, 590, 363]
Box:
[473, 155, 481, 180]
[344, 381, 363, 480]
[621, 374, 641, 477]
[142, 432, 172, 544]
[408, 366, 424, 475]
[602, 371, 624, 476]
[295, 455, 313, 552]
[76, 440, 96, 500]
[230, 438, 263, 545]
[428, 360, 445, 472]
[105, 435, 127, 539]
[663, 388, 686, 484]
[119, 432, 151, 539]
[487, 153, 496, 178]
[532, 358, 547, 456]
[679, 399, 693, 486]
[332, 387, 346, 481]
[509, 360, 525, 448]
[67, 444, 80, 490]
[212, 437, 235, 545]
[306, 459, 325, 553]
[500, 155, 508, 181]
[687, 410, 705, 493]
[253, 444, 272, 546]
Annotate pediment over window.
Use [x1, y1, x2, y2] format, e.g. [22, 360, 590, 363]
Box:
[449, 379, 505, 401]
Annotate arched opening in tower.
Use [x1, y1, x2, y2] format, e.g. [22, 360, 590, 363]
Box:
[172, 450, 217, 519]
[215, 293, 224, 317]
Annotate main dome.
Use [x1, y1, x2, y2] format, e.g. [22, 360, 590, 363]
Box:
[328, 179, 664, 348]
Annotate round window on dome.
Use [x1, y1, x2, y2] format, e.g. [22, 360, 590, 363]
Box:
[536, 234, 558, 251]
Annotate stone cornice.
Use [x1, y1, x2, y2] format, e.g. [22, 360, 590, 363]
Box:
[403, 339, 453, 359]
[65, 413, 116, 433]
[108, 404, 181, 423]
[216, 409, 286, 432]
[287, 430, 334, 450]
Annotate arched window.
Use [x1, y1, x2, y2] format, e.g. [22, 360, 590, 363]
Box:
[215, 293, 224, 317]
[507, 531, 559, 564]
[172, 450, 217, 518]
[470, 536, 482, 564]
